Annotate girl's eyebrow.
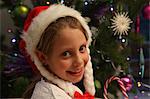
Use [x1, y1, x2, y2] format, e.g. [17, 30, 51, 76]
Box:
[59, 40, 87, 49]
[61, 43, 87, 51]
[82, 41, 88, 46]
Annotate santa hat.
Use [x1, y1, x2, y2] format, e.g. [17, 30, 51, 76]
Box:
[21, 4, 95, 97]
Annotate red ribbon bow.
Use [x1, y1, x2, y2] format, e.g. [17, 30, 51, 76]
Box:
[74, 91, 94, 99]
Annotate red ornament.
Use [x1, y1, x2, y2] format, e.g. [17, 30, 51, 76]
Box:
[142, 4, 150, 20]
[121, 76, 133, 91]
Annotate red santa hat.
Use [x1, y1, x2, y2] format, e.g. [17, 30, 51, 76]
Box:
[21, 4, 95, 97]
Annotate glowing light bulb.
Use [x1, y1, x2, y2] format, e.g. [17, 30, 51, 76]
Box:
[137, 82, 141, 87]
[8, 10, 11, 13]
[127, 57, 130, 61]
[46, 1, 50, 5]
[11, 38, 16, 43]
[110, 7, 114, 11]
[141, 91, 145, 94]
[7, 29, 12, 33]
[14, 53, 18, 56]
[121, 38, 126, 43]
[84, 2, 88, 5]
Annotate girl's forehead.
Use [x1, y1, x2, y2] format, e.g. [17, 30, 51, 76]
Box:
[52, 27, 87, 46]
[56, 27, 85, 38]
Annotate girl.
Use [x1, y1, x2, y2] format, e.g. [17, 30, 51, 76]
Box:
[21, 4, 95, 99]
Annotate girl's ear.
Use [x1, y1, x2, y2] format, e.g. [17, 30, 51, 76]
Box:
[35, 49, 47, 65]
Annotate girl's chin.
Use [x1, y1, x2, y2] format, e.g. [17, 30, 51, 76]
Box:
[72, 76, 83, 83]
[69, 73, 84, 83]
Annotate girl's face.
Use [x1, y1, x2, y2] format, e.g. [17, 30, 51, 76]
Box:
[45, 27, 89, 83]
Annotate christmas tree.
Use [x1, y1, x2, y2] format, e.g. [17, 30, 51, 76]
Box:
[1, 0, 149, 98]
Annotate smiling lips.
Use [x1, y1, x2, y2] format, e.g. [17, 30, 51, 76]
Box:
[67, 68, 83, 76]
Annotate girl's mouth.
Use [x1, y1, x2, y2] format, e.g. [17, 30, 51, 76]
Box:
[67, 68, 83, 76]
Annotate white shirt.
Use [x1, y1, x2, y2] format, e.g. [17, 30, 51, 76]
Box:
[31, 79, 72, 99]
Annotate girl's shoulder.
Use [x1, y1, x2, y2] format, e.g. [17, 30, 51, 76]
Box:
[31, 78, 72, 99]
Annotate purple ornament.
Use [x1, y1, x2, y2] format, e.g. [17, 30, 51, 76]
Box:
[142, 4, 150, 20]
[121, 76, 133, 91]
[134, 95, 139, 99]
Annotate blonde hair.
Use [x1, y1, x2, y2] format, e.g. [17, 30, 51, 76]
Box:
[36, 16, 87, 54]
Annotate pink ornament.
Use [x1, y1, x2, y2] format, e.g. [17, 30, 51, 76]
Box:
[121, 76, 133, 91]
[143, 5, 150, 20]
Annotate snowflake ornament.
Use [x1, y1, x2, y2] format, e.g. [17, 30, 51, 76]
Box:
[111, 12, 132, 38]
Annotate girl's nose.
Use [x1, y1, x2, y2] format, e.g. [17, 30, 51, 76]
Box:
[73, 53, 83, 67]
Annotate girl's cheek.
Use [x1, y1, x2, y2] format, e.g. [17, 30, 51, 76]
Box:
[60, 60, 72, 67]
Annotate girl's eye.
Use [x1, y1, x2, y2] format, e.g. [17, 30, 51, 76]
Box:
[62, 51, 71, 57]
[79, 45, 86, 53]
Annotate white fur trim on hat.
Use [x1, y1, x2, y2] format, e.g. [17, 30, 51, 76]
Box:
[22, 4, 95, 97]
